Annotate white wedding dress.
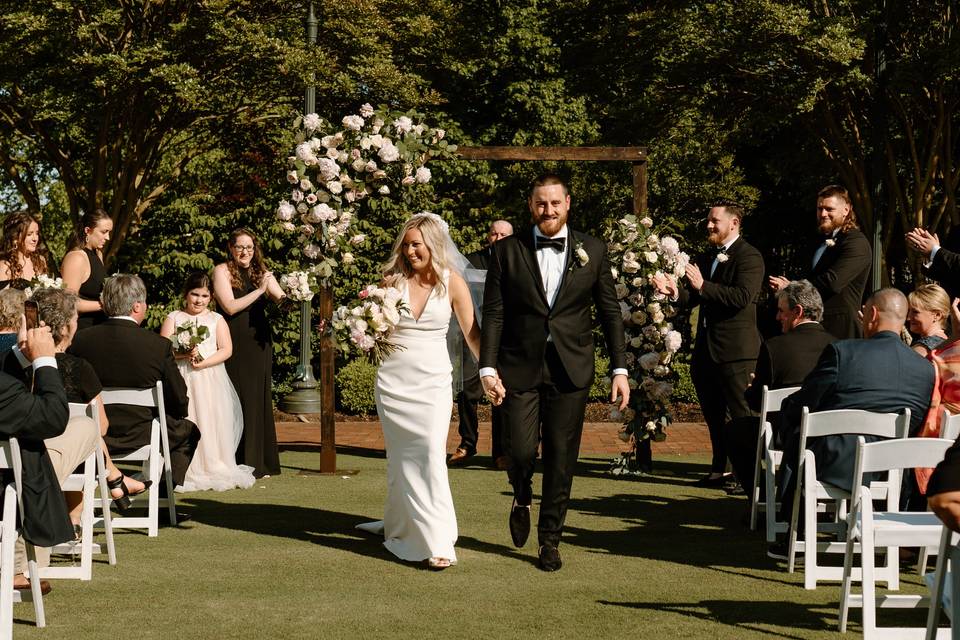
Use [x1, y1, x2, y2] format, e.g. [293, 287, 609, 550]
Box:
[357, 274, 458, 563]
[167, 310, 256, 493]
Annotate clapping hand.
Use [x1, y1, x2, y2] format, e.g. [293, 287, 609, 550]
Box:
[768, 275, 789, 292]
[685, 263, 704, 291]
[651, 272, 678, 298]
[951, 298, 960, 336]
[906, 228, 939, 259]
[481, 373, 506, 406]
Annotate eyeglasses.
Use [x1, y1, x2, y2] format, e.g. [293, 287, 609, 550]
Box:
[233, 245, 255, 254]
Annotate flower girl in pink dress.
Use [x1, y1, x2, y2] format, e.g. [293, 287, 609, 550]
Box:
[160, 272, 256, 491]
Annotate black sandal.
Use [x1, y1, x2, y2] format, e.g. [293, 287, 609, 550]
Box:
[106, 474, 152, 514]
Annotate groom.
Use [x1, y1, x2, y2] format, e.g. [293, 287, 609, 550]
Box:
[479, 174, 629, 571]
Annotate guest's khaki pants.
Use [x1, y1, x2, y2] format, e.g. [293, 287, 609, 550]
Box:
[15, 415, 100, 575]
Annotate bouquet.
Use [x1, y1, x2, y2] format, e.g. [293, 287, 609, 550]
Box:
[330, 284, 408, 365]
[22, 274, 64, 297]
[603, 214, 689, 474]
[279, 270, 318, 302]
[169, 320, 210, 363]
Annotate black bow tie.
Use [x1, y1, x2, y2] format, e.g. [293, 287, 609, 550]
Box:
[714, 246, 728, 257]
[536, 236, 566, 252]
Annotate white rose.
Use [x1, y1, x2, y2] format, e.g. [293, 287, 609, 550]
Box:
[295, 142, 317, 165]
[276, 201, 295, 221]
[369, 134, 383, 148]
[660, 236, 680, 257]
[281, 221, 296, 232]
[351, 158, 366, 172]
[286, 170, 299, 184]
[303, 244, 321, 260]
[415, 167, 431, 183]
[379, 185, 390, 195]
[576, 247, 589, 265]
[291, 189, 303, 203]
[351, 234, 366, 245]
[327, 181, 343, 194]
[296, 202, 308, 214]
[341, 252, 354, 265]
[644, 251, 658, 264]
[614, 283, 629, 299]
[317, 158, 340, 181]
[646, 234, 660, 249]
[435, 128, 445, 140]
[314, 203, 336, 221]
[378, 141, 400, 163]
[393, 116, 413, 134]
[371, 118, 384, 134]
[640, 216, 653, 228]
[359, 103, 375, 118]
[359, 136, 372, 150]
[401, 176, 416, 186]
[630, 310, 647, 325]
[342, 115, 364, 131]
[302, 113, 322, 131]
[664, 330, 682, 353]
[365, 160, 378, 173]
[305, 193, 317, 205]
[326, 147, 340, 159]
[629, 336, 643, 349]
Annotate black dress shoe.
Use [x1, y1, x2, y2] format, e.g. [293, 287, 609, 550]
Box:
[509, 501, 530, 548]
[693, 474, 731, 488]
[160, 511, 192, 525]
[538, 544, 562, 572]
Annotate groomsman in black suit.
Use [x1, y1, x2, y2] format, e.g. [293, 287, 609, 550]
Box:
[479, 174, 628, 571]
[449, 219, 513, 468]
[70, 274, 200, 488]
[654, 201, 765, 487]
[769, 185, 872, 340]
[726, 280, 835, 490]
[769, 288, 935, 557]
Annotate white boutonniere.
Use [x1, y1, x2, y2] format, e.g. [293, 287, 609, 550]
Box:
[715, 252, 729, 263]
[571, 241, 589, 271]
[824, 238, 836, 248]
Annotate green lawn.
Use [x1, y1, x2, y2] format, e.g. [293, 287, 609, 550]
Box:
[15, 450, 939, 639]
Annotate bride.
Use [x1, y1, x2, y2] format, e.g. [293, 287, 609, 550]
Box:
[358, 212, 482, 570]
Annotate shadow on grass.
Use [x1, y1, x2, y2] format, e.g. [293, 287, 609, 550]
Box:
[597, 599, 836, 639]
[181, 498, 402, 564]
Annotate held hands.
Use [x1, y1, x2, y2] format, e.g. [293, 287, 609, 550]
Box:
[905, 228, 939, 259]
[610, 374, 630, 411]
[685, 263, 704, 291]
[651, 272, 678, 299]
[768, 275, 789, 292]
[481, 373, 506, 406]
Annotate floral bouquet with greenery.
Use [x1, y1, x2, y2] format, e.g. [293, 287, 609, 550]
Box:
[276, 105, 457, 284]
[604, 214, 689, 474]
[170, 319, 210, 363]
[279, 270, 319, 302]
[330, 284, 409, 365]
[23, 274, 64, 297]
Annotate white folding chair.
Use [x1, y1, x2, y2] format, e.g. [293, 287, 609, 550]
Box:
[99, 383, 177, 536]
[925, 526, 960, 640]
[40, 400, 117, 580]
[838, 436, 955, 638]
[918, 409, 960, 575]
[749, 385, 801, 541]
[787, 408, 910, 590]
[0, 438, 45, 636]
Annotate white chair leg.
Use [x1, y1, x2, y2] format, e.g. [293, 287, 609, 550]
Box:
[861, 510, 876, 638]
[24, 544, 44, 628]
[0, 491, 16, 639]
[838, 516, 859, 632]
[750, 433, 764, 531]
[95, 451, 116, 565]
[804, 474, 818, 589]
[765, 452, 778, 543]
[925, 530, 950, 640]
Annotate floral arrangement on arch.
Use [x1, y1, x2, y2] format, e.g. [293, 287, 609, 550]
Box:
[604, 214, 689, 473]
[276, 104, 457, 284]
[279, 270, 319, 302]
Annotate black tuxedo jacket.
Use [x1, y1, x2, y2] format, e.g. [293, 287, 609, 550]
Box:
[480, 228, 627, 391]
[680, 236, 764, 363]
[926, 246, 960, 301]
[778, 331, 935, 490]
[69, 318, 190, 451]
[0, 362, 74, 546]
[807, 229, 872, 340]
[745, 322, 836, 412]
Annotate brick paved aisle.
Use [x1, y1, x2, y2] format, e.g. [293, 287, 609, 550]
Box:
[277, 420, 711, 457]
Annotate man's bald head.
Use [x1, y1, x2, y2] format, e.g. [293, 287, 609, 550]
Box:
[862, 287, 908, 337]
[487, 220, 513, 245]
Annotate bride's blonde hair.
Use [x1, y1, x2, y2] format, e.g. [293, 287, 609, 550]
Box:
[382, 214, 450, 295]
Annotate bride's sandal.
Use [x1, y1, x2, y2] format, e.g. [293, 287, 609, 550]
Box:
[105, 474, 152, 514]
[426, 557, 451, 571]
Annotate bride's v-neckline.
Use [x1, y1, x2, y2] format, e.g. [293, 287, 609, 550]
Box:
[405, 278, 436, 323]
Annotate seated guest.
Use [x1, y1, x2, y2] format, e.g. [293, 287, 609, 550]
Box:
[0, 323, 98, 594]
[726, 280, 835, 490]
[769, 288, 935, 557]
[5, 288, 151, 511]
[907, 284, 951, 356]
[0, 287, 25, 355]
[929, 437, 960, 532]
[69, 274, 200, 489]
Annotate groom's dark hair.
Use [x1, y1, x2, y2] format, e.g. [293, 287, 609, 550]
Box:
[530, 173, 569, 198]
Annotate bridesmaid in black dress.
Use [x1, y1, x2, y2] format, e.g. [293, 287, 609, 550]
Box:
[0, 211, 53, 290]
[212, 228, 287, 478]
[61, 209, 113, 331]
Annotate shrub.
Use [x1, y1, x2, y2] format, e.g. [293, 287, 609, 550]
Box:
[589, 353, 611, 400]
[336, 358, 378, 415]
[671, 360, 698, 403]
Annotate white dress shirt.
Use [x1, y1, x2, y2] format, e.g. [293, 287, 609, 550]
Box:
[812, 229, 839, 268]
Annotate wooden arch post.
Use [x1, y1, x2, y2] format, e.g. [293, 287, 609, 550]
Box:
[314, 145, 647, 474]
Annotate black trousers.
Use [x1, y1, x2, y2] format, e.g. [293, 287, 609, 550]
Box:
[455, 369, 504, 457]
[502, 343, 589, 547]
[691, 349, 756, 474]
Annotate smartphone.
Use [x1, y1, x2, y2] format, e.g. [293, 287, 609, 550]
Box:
[23, 300, 39, 330]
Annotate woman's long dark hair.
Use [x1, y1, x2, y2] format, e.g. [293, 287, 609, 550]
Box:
[225, 228, 266, 289]
[0, 210, 51, 279]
